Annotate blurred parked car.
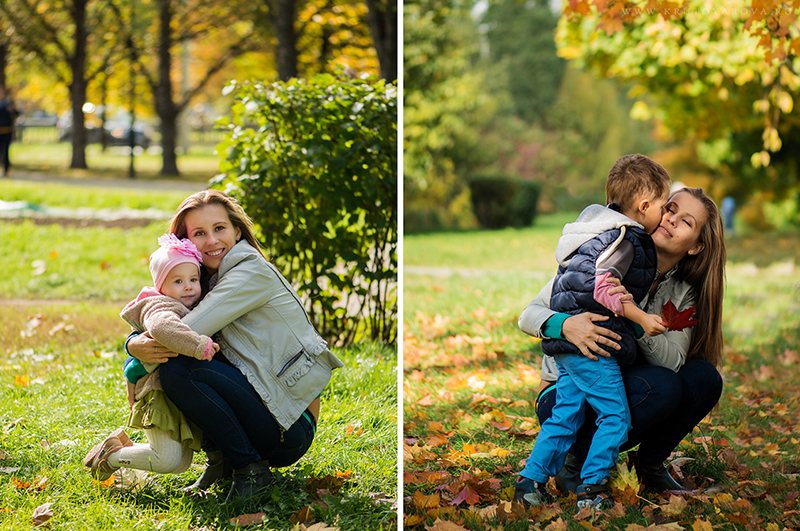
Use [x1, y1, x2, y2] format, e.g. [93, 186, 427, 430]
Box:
[57, 110, 154, 148]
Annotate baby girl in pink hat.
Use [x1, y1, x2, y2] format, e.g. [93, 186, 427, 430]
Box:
[84, 234, 218, 482]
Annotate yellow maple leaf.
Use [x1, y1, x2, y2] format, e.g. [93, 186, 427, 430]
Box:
[610, 461, 641, 494]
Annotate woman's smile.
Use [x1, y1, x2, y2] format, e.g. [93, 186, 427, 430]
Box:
[184, 204, 241, 274]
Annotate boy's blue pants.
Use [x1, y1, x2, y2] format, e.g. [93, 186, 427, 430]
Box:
[521, 353, 630, 485]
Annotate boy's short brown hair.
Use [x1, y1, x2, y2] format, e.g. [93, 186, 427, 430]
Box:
[606, 154, 671, 211]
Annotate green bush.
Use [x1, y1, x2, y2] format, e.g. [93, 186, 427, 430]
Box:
[214, 72, 397, 346]
[468, 172, 540, 229]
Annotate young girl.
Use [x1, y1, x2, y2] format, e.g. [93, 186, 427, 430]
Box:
[84, 235, 218, 481]
[126, 190, 343, 502]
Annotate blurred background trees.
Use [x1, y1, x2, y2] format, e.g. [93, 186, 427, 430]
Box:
[0, 0, 395, 176]
[404, 0, 800, 233]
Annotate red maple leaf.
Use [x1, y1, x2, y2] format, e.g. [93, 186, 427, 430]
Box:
[660, 300, 698, 332]
[450, 485, 480, 506]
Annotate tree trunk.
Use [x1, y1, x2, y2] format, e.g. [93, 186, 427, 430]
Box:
[365, 0, 397, 82]
[156, 0, 179, 175]
[275, 0, 298, 81]
[69, 0, 88, 169]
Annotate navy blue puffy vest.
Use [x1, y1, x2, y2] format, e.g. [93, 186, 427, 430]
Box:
[541, 225, 657, 364]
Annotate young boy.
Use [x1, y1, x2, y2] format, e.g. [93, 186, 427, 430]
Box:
[515, 154, 671, 510]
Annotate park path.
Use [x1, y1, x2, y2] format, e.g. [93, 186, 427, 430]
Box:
[1, 171, 207, 225]
[3, 170, 207, 191]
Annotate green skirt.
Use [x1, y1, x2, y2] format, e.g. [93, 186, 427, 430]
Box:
[128, 389, 203, 452]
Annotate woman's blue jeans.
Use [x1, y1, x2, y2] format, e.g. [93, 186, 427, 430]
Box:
[536, 359, 723, 466]
[159, 354, 315, 470]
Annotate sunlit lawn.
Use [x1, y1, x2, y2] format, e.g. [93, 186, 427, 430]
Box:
[9, 141, 220, 182]
[403, 214, 800, 530]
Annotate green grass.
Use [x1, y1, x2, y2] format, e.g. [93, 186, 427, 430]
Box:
[0, 303, 397, 530]
[9, 142, 220, 182]
[403, 213, 800, 530]
[0, 181, 194, 211]
[0, 220, 164, 301]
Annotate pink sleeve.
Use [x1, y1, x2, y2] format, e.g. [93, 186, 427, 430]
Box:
[202, 337, 214, 361]
[594, 272, 626, 316]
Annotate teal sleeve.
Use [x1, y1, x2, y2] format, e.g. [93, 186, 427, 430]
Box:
[124, 357, 149, 384]
[631, 322, 645, 339]
[541, 313, 569, 340]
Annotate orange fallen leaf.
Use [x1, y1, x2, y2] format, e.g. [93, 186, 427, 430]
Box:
[229, 512, 266, 526]
[418, 396, 434, 406]
[14, 375, 30, 388]
[425, 518, 469, 531]
[413, 490, 441, 510]
[291, 506, 313, 524]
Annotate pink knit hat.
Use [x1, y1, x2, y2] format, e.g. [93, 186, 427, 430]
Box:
[149, 234, 203, 292]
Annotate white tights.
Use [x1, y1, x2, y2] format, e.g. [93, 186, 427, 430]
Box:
[108, 428, 194, 474]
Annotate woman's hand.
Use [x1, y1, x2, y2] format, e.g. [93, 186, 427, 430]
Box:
[127, 332, 179, 364]
[562, 313, 622, 361]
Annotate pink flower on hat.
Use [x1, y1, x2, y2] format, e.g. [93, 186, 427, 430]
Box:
[149, 234, 203, 292]
[157, 233, 203, 263]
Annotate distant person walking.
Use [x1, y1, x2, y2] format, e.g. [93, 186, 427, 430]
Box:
[0, 87, 19, 178]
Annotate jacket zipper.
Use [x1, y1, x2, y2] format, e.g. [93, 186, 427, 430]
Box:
[277, 349, 305, 377]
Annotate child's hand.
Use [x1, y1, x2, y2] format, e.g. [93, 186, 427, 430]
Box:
[126, 381, 136, 409]
[641, 313, 667, 336]
[203, 342, 220, 361]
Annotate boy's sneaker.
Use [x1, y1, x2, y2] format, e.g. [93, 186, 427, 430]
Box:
[576, 481, 614, 510]
[513, 476, 551, 508]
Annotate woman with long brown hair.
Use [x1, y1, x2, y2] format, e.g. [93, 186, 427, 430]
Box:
[519, 187, 726, 493]
[120, 190, 344, 501]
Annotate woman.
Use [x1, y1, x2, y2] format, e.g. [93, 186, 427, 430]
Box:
[126, 190, 344, 501]
[519, 187, 725, 493]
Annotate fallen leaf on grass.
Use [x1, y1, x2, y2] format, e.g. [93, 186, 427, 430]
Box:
[660, 495, 688, 517]
[543, 517, 568, 531]
[229, 513, 266, 526]
[413, 490, 441, 509]
[305, 475, 344, 497]
[404, 514, 425, 526]
[611, 461, 641, 494]
[425, 518, 469, 531]
[12, 476, 48, 491]
[450, 485, 480, 506]
[296, 523, 339, 531]
[31, 502, 54, 528]
[290, 506, 313, 524]
[418, 396, 434, 406]
[625, 524, 685, 530]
